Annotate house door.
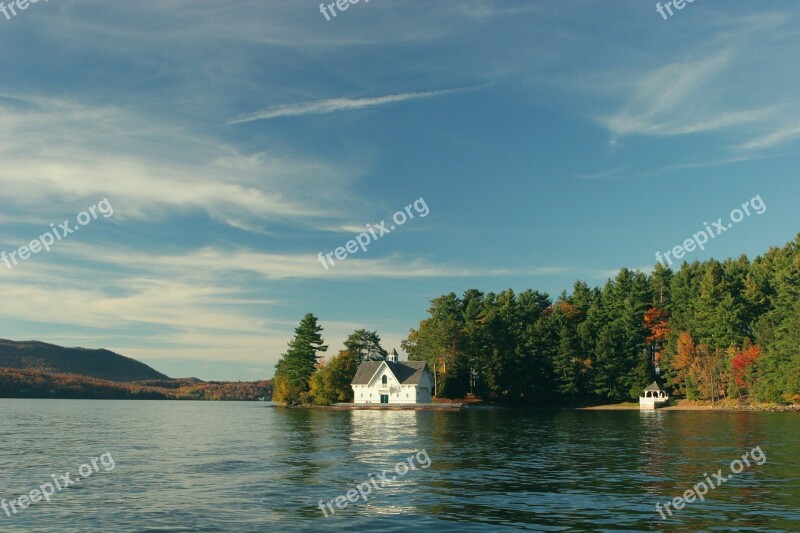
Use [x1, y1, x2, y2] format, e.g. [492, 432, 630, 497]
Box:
[380, 394, 389, 404]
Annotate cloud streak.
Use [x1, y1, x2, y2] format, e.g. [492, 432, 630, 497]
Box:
[599, 51, 774, 144]
[45, 243, 577, 281]
[0, 95, 355, 228]
[597, 13, 800, 154]
[227, 88, 466, 124]
[738, 123, 800, 151]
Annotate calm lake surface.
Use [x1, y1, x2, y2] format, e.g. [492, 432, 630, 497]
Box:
[0, 400, 797, 532]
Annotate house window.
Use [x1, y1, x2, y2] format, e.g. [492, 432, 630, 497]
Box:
[382, 375, 388, 385]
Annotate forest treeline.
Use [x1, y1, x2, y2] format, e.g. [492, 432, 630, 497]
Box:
[403, 234, 800, 405]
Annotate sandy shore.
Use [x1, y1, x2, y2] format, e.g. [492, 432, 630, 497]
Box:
[579, 400, 799, 412]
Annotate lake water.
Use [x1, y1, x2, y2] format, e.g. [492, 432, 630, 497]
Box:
[0, 400, 797, 532]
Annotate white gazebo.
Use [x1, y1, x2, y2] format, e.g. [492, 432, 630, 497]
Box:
[639, 381, 669, 410]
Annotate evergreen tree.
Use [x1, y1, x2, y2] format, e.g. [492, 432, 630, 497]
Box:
[753, 299, 800, 403]
[344, 330, 387, 364]
[272, 313, 327, 405]
[403, 293, 468, 397]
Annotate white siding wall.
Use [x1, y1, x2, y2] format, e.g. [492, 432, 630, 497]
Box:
[415, 371, 434, 403]
[353, 384, 418, 404]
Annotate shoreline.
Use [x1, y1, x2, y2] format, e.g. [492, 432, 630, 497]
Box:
[296, 399, 800, 412]
[578, 400, 800, 412]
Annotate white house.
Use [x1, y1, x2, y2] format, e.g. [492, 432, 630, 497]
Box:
[639, 381, 669, 410]
[351, 350, 434, 404]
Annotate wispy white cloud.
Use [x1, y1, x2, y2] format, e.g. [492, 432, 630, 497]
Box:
[0, 95, 355, 228]
[577, 167, 630, 180]
[738, 123, 800, 151]
[578, 155, 770, 181]
[600, 51, 776, 144]
[596, 11, 800, 154]
[45, 242, 573, 281]
[227, 88, 467, 124]
[321, 225, 371, 234]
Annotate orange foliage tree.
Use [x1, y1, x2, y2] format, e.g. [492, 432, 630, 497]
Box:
[670, 331, 730, 403]
[731, 341, 761, 395]
[644, 307, 670, 378]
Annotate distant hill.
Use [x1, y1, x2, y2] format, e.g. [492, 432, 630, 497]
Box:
[0, 368, 272, 401]
[0, 339, 170, 382]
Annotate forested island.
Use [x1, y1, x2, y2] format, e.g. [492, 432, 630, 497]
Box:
[274, 234, 800, 408]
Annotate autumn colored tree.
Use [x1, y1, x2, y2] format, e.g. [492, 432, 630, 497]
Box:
[694, 343, 727, 405]
[669, 331, 696, 397]
[308, 350, 359, 405]
[644, 307, 670, 379]
[730, 341, 761, 396]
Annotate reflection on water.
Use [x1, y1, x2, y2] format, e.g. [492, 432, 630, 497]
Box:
[0, 400, 797, 532]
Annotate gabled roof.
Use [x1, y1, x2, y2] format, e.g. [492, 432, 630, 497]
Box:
[644, 381, 664, 392]
[387, 361, 428, 385]
[350, 360, 430, 385]
[351, 361, 382, 385]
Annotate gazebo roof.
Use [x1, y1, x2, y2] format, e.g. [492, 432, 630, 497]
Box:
[643, 381, 664, 392]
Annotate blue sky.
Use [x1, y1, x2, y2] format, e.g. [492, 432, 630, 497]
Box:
[1, 0, 799, 380]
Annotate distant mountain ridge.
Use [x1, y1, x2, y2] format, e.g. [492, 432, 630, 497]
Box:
[0, 339, 170, 382]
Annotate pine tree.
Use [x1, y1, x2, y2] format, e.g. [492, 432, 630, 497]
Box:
[344, 330, 387, 364]
[272, 313, 327, 405]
